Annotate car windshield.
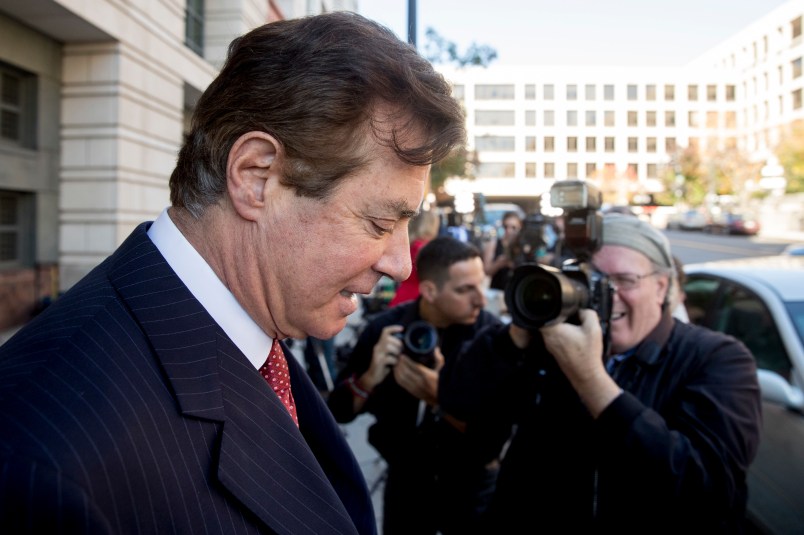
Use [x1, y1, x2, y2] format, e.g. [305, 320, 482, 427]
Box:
[786, 301, 804, 349]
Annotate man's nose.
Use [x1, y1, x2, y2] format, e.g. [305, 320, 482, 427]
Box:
[375, 229, 412, 282]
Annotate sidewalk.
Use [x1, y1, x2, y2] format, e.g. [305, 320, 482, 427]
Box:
[340, 413, 386, 532]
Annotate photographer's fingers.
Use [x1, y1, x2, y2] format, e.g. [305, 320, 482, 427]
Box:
[394, 356, 439, 405]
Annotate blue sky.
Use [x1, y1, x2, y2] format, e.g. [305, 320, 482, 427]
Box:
[358, 0, 792, 66]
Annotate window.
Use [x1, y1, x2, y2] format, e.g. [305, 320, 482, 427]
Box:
[567, 137, 578, 152]
[185, 0, 204, 55]
[627, 84, 638, 100]
[544, 162, 555, 178]
[544, 136, 555, 152]
[665, 137, 677, 153]
[525, 162, 537, 177]
[793, 16, 802, 40]
[567, 163, 578, 178]
[475, 162, 515, 177]
[664, 84, 675, 101]
[646, 111, 657, 127]
[544, 110, 555, 126]
[706, 111, 718, 128]
[475, 84, 515, 99]
[627, 163, 638, 178]
[665, 111, 676, 127]
[688, 84, 698, 101]
[474, 135, 515, 151]
[0, 190, 33, 267]
[604, 84, 614, 100]
[452, 84, 465, 100]
[585, 110, 596, 126]
[646, 84, 656, 100]
[566, 110, 578, 126]
[627, 111, 638, 126]
[793, 57, 803, 79]
[647, 164, 657, 178]
[1, 63, 35, 148]
[585, 163, 597, 178]
[525, 110, 536, 126]
[604, 137, 615, 152]
[525, 84, 536, 99]
[525, 136, 537, 152]
[688, 111, 699, 128]
[543, 84, 555, 100]
[604, 110, 615, 127]
[628, 137, 638, 152]
[725, 111, 736, 128]
[566, 84, 577, 100]
[585, 136, 596, 151]
[475, 110, 515, 126]
[793, 88, 802, 110]
[725, 84, 736, 101]
[646, 137, 657, 152]
[585, 84, 596, 100]
[707, 84, 717, 101]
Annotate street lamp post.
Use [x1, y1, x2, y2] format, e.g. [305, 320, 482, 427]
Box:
[407, 0, 416, 47]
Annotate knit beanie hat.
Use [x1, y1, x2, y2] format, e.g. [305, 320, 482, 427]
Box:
[601, 214, 673, 269]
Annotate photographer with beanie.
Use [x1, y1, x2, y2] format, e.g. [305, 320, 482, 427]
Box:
[439, 213, 762, 533]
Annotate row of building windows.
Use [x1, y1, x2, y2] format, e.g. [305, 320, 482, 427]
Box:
[463, 82, 739, 102]
[476, 135, 687, 153]
[476, 161, 663, 179]
[476, 135, 740, 153]
[474, 109, 741, 128]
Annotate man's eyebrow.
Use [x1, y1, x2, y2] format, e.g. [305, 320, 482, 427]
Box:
[383, 199, 419, 219]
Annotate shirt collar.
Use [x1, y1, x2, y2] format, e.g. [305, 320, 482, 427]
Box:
[147, 208, 271, 369]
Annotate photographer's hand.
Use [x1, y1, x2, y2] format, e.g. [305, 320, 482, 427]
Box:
[393, 347, 444, 406]
[540, 309, 621, 418]
[357, 325, 404, 391]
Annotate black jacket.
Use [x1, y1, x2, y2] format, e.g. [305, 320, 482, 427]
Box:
[439, 313, 762, 534]
[328, 300, 502, 534]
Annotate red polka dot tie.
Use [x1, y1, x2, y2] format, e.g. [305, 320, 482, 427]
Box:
[260, 339, 299, 427]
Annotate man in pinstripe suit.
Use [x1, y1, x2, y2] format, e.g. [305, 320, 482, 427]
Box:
[0, 12, 465, 534]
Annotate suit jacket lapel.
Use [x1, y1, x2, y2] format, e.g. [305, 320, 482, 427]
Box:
[108, 224, 360, 534]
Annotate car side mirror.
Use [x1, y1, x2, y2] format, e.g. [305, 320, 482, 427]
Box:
[757, 369, 804, 410]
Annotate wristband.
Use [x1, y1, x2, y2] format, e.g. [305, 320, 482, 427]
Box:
[347, 374, 371, 399]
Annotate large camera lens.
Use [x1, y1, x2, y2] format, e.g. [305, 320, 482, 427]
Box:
[505, 264, 589, 329]
[401, 320, 438, 368]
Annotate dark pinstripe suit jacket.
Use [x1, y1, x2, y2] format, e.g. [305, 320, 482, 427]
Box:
[0, 223, 376, 535]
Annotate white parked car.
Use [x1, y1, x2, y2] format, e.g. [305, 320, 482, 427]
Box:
[683, 255, 804, 534]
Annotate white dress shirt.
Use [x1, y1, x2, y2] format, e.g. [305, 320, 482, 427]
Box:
[147, 208, 271, 370]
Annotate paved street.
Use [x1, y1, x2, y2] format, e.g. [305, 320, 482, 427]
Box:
[340, 413, 387, 532]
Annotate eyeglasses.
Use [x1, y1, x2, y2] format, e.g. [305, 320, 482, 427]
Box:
[607, 271, 659, 291]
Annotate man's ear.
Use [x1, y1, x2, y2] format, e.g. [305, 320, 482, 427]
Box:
[226, 131, 282, 222]
[419, 280, 438, 302]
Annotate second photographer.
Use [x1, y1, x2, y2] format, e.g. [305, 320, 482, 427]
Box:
[328, 236, 502, 535]
[439, 196, 762, 533]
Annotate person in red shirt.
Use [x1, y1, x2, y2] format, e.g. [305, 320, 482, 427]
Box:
[389, 209, 441, 306]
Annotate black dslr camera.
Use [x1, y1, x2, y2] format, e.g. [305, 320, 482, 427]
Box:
[504, 180, 614, 338]
[396, 320, 439, 368]
[509, 212, 557, 266]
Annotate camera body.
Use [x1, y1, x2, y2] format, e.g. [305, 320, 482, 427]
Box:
[509, 213, 558, 266]
[505, 180, 614, 332]
[395, 320, 439, 368]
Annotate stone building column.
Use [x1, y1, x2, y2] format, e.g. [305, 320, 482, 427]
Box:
[58, 41, 184, 289]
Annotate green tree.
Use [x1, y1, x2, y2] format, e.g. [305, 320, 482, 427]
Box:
[775, 120, 804, 193]
[422, 27, 497, 68]
[430, 147, 476, 193]
[660, 145, 707, 205]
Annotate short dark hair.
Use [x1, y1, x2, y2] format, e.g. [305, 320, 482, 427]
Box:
[416, 236, 481, 287]
[170, 11, 466, 217]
